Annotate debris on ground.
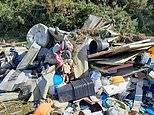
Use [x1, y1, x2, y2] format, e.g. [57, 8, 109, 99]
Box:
[0, 15, 154, 115]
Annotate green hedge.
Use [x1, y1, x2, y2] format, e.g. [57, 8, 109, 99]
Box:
[0, 0, 153, 40]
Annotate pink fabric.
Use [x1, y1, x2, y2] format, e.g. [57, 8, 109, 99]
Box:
[54, 53, 63, 66]
[59, 43, 63, 51]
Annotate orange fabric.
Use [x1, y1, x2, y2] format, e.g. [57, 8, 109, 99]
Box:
[34, 103, 53, 115]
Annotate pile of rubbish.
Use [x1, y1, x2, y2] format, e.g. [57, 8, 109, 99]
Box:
[0, 15, 154, 115]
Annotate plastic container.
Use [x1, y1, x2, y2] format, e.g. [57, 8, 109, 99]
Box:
[82, 77, 95, 97]
[90, 71, 102, 92]
[57, 83, 75, 102]
[53, 74, 63, 93]
[26, 23, 50, 48]
[89, 40, 109, 54]
[57, 77, 95, 102]
[71, 77, 95, 100]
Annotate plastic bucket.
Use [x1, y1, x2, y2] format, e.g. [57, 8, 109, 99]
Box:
[53, 75, 63, 93]
[89, 40, 109, 54]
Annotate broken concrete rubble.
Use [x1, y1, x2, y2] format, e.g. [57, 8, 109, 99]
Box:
[0, 15, 154, 115]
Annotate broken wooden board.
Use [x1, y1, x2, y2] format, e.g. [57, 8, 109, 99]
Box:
[82, 15, 103, 29]
[123, 68, 148, 77]
[90, 64, 108, 73]
[0, 70, 16, 91]
[89, 51, 140, 65]
[106, 64, 133, 74]
[16, 42, 41, 70]
[110, 67, 139, 77]
[88, 41, 154, 58]
[128, 39, 151, 45]
[88, 47, 113, 59]
[106, 42, 154, 57]
[106, 29, 119, 36]
[103, 36, 119, 43]
[95, 61, 122, 65]
[130, 46, 151, 52]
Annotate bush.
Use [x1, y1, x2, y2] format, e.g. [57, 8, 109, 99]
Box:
[0, 0, 149, 40]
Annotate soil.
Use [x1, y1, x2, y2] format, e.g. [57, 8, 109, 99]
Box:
[0, 100, 33, 115]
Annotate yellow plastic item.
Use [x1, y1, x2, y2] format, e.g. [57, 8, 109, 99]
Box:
[110, 76, 125, 84]
[148, 47, 154, 64]
[34, 103, 53, 115]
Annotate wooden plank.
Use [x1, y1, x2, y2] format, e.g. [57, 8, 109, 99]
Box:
[88, 42, 154, 58]
[95, 61, 122, 65]
[104, 36, 119, 43]
[130, 46, 151, 52]
[90, 51, 139, 65]
[88, 48, 115, 59]
[106, 42, 154, 57]
[90, 64, 108, 73]
[82, 15, 103, 29]
[106, 64, 133, 74]
[123, 68, 148, 77]
[127, 39, 151, 45]
[129, 42, 154, 49]
[106, 29, 119, 36]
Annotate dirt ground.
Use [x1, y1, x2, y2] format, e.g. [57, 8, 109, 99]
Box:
[0, 100, 33, 115]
